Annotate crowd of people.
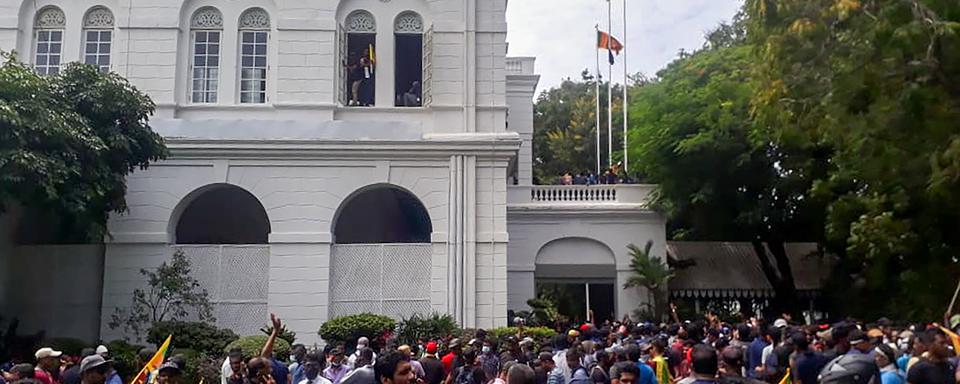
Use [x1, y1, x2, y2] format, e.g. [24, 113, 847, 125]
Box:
[556, 164, 640, 186]
[3, 312, 959, 384]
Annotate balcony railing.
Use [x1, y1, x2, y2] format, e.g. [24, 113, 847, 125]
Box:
[507, 184, 655, 206]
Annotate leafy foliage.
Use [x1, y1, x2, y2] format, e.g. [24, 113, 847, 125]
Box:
[0, 54, 166, 242]
[104, 339, 144, 382]
[395, 313, 459, 346]
[623, 241, 675, 320]
[147, 321, 238, 356]
[533, 71, 628, 183]
[487, 326, 556, 341]
[318, 313, 395, 349]
[260, 323, 296, 345]
[109, 250, 215, 340]
[746, 0, 960, 319]
[224, 335, 291, 361]
[628, 21, 824, 313]
[524, 297, 561, 327]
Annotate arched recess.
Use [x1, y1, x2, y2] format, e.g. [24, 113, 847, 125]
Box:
[171, 183, 271, 244]
[535, 237, 617, 323]
[332, 183, 432, 244]
[328, 183, 433, 319]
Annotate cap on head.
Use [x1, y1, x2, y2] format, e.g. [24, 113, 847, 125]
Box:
[158, 362, 182, 375]
[773, 319, 788, 328]
[35, 348, 63, 360]
[95, 345, 109, 356]
[425, 342, 438, 354]
[357, 337, 370, 346]
[538, 352, 553, 362]
[80, 355, 112, 374]
[567, 330, 580, 338]
[449, 338, 461, 349]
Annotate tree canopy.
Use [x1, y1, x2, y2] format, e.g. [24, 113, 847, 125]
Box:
[0, 55, 167, 242]
[534, 0, 960, 318]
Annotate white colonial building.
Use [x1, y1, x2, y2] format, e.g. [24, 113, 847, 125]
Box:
[0, 0, 665, 344]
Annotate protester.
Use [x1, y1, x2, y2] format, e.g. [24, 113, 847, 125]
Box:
[507, 364, 535, 384]
[905, 330, 954, 384]
[78, 356, 111, 384]
[420, 343, 445, 384]
[442, 340, 463, 378]
[324, 347, 350, 384]
[480, 340, 502, 383]
[875, 343, 904, 384]
[289, 345, 307, 384]
[155, 362, 182, 384]
[341, 349, 375, 384]
[62, 349, 96, 384]
[538, 352, 563, 384]
[299, 353, 331, 384]
[375, 352, 415, 384]
[33, 348, 62, 384]
[395, 346, 424, 381]
[615, 365, 638, 384]
[350, 339, 377, 370]
[565, 350, 589, 384]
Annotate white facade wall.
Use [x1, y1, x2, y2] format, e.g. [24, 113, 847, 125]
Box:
[0, 0, 521, 343]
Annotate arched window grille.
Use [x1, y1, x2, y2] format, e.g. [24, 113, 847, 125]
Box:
[238, 8, 270, 104]
[33, 6, 65, 76]
[190, 7, 223, 103]
[83, 7, 115, 73]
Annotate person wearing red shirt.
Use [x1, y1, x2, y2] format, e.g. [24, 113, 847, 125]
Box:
[34, 348, 63, 384]
[441, 339, 462, 377]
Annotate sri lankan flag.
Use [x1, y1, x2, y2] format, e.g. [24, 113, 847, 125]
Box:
[597, 30, 624, 64]
[652, 355, 672, 384]
[939, 326, 960, 353]
[130, 335, 171, 384]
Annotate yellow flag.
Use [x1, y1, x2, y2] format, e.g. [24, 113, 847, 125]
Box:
[130, 335, 172, 384]
[939, 326, 960, 353]
[777, 368, 791, 384]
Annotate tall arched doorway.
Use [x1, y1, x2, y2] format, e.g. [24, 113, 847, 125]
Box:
[535, 237, 617, 323]
[329, 184, 433, 318]
[170, 184, 270, 335]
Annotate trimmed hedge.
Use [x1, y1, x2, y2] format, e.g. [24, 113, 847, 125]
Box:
[488, 326, 556, 341]
[224, 335, 291, 361]
[147, 321, 239, 356]
[319, 313, 395, 349]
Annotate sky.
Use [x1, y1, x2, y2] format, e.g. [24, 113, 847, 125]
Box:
[506, 0, 743, 95]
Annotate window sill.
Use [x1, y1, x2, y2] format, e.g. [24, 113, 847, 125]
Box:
[335, 106, 430, 113]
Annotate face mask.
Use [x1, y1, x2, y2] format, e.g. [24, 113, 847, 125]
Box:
[482, 346, 491, 354]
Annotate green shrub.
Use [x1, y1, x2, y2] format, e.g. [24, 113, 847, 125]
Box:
[224, 335, 291, 361]
[45, 337, 88, 356]
[395, 313, 459, 346]
[319, 313, 395, 349]
[169, 348, 220, 384]
[147, 321, 239, 356]
[105, 339, 145, 382]
[488, 326, 556, 341]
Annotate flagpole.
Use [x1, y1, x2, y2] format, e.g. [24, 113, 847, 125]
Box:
[622, 0, 629, 175]
[595, 25, 602, 176]
[607, 0, 613, 170]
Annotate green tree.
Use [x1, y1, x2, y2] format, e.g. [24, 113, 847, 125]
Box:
[0, 55, 166, 242]
[747, 0, 960, 319]
[533, 71, 625, 183]
[109, 250, 215, 340]
[623, 241, 675, 321]
[628, 30, 824, 314]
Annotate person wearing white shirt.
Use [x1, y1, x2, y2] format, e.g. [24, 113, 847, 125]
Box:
[348, 338, 376, 369]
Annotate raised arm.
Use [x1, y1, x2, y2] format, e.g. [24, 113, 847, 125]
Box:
[262, 313, 282, 358]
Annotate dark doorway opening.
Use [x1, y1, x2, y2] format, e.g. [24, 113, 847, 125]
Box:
[346, 33, 376, 106]
[394, 34, 422, 106]
[334, 186, 431, 244]
[536, 281, 616, 324]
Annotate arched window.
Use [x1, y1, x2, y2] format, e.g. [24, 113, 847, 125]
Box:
[341, 10, 376, 106]
[83, 7, 115, 73]
[33, 6, 65, 76]
[238, 8, 270, 104]
[190, 7, 223, 103]
[394, 11, 423, 107]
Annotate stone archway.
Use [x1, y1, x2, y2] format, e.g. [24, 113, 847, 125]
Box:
[329, 184, 433, 318]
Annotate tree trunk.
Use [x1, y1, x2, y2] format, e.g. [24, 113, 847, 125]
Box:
[749, 240, 799, 316]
